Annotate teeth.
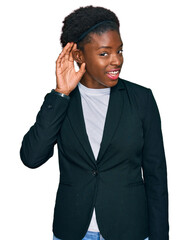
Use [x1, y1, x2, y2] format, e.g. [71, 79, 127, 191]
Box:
[108, 71, 119, 75]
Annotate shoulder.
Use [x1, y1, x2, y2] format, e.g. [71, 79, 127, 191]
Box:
[119, 78, 152, 104]
[119, 78, 150, 94]
[118, 78, 157, 121]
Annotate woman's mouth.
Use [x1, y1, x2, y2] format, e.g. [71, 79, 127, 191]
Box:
[106, 70, 120, 80]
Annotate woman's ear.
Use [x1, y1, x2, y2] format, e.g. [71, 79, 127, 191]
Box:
[72, 48, 84, 64]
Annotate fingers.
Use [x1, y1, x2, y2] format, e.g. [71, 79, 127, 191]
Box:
[56, 42, 74, 69]
[56, 45, 69, 69]
[64, 42, 74, 61]
[57, 42, 71, 61]
[77, 62, 86, 78]
[69, 43, 77, 62]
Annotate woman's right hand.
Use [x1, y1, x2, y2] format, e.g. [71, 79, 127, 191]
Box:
[55, 42, 86, 95]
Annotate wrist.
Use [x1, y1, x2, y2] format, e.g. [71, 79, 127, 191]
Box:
[51, 89, 70, 100]
[54, 88, 70, 96]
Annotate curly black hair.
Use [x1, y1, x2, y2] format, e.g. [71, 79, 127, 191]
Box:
[60, 5, 120, 49]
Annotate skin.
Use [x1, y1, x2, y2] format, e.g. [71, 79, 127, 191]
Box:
[55, 30, 123, 95]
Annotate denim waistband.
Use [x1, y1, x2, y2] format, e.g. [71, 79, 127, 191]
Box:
[83, 231, 104, 240]
[53, 231, 148, 240]
[53, 231, 105, 240]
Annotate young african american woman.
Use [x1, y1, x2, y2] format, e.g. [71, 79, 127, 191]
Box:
[20, 6, 169, 240]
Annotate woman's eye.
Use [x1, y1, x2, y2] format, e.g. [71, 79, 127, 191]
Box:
[99, 52, 108, 57]
[118, 49, 123, 54]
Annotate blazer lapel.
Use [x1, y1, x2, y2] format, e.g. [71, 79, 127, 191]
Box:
[96, 79, 125, 163]
[67, 86, 96, 164]
[67, 78, 125, 165]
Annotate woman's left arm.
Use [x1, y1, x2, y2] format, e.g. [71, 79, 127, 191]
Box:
[142, 89, 169, 240]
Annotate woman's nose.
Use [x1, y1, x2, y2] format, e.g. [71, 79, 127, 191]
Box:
[110, 54, 123, 66]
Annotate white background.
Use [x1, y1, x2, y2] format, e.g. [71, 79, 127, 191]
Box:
[0, 0, 188, 239]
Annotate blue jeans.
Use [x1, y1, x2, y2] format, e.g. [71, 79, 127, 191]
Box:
[53, 231, 105, 240]
[53, 231, 149, 240]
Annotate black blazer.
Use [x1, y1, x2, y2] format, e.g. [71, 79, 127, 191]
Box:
[20, 78, 169, 240]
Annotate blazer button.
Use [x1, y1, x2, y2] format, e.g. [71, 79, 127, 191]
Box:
[92, 170, 98, 176]
[47, 104, 53, 109]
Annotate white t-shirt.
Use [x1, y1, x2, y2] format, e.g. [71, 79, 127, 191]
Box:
[78, 82, 110, 232]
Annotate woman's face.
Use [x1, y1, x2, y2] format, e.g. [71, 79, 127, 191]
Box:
[79, 30, 124, 88]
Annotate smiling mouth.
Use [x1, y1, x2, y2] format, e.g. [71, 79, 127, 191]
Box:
[106, 70, 120, 80]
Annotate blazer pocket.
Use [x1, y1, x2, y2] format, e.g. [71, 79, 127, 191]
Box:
[126, 180, 144, 187]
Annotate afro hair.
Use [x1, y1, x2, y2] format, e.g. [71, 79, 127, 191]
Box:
[60, 5, 120, 48]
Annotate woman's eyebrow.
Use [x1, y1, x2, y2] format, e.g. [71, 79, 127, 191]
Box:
[97, 43, 123, 50]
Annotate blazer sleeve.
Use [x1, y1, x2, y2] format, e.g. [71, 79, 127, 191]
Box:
[20, 92, 70, 169]
[142, 89, 169, 240]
